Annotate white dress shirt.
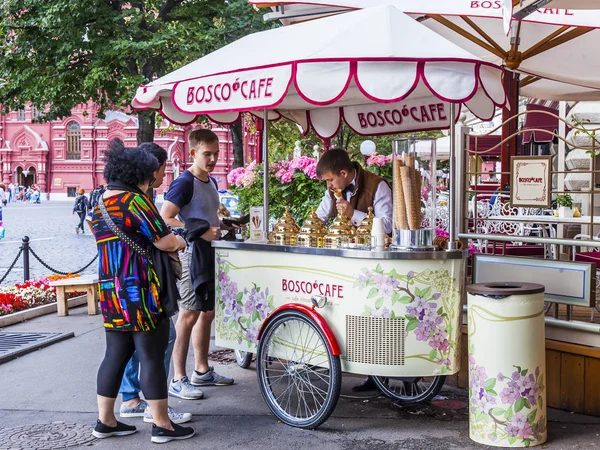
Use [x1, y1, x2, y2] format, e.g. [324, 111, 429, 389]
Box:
[316, 173, 393, 234]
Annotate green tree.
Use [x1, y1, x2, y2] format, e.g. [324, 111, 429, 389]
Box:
[0, 0, 273, 144]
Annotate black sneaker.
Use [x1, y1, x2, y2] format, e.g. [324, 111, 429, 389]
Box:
[351, 376, 379, 392]
[151, 421, 195, 444]
[92, 419, 137, 438]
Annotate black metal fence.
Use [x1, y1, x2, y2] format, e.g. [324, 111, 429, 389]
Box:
[0, 236, 97, 284]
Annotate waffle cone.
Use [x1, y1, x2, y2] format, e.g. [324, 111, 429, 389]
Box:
[411, 171, 422, 230]
[393, 160, 408, 229]
[400, 166, 418, 230]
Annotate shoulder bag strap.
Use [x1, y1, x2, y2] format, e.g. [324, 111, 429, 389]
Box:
[99, 196, 152, 259]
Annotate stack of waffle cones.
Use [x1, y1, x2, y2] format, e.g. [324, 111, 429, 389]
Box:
[393, 154, 422, 230]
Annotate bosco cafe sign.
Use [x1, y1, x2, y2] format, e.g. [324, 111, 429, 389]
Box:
[343, 98, 454, 135]
[173, 66, 292, 113]
[469, 1, 574, 15]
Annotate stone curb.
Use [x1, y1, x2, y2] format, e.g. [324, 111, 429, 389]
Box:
[0, 295, 88, 328]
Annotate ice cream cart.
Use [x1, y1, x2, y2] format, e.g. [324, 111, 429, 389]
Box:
[132, 5, 508, 429]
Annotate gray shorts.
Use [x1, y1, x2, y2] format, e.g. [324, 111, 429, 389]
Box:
[177, 251, 215, 312]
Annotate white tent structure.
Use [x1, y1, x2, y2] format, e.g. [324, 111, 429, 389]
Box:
[250, 0, 600, 101]
[133, 4, 509, 242]
[133, 5, 508, 138]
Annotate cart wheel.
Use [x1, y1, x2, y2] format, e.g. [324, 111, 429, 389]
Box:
[257, 309, 341, 429]
[234, 350, 253, 369]
[372, 375, 446, 403]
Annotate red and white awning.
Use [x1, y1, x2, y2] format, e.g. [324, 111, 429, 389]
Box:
[133, 5, 507, 137]
[250, 0, 600, 102]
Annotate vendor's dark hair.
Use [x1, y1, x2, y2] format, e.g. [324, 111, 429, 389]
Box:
[103, 139, 158, 186]
[316, 148, 354, 177]
[138, 142, 168, 166]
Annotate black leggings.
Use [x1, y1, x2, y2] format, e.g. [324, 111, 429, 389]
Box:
[97, 319, 169, 400]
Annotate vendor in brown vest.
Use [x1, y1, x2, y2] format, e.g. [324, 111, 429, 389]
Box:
[315, 148, 392, 234]
[315, 148, 392, 393]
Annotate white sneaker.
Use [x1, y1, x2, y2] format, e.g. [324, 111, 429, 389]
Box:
[168, 376, 204, 400]
[190, 367, 234, 386]
[143, 406, 192, 424]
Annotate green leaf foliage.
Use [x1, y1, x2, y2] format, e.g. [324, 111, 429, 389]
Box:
[527, 409, 537, 425]
[406, 318, 419, 331]
[484, 378, 496, 392]
[374, 297, 384, 309]
[514, 397, 526, 413]
[0, 0, 274, 141]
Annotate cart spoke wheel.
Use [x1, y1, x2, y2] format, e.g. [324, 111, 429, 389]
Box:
[372, 375, 445, 403]
[234, 350, 253, 369]
[257, 310, 341, 429]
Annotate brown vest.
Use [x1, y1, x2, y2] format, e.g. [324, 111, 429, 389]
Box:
[329, 162, 385, 219]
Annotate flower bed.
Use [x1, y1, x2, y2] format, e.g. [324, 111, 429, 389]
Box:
[0, 274, 84, 316]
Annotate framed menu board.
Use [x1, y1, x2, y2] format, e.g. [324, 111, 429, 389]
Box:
[510, 156, 552, 208]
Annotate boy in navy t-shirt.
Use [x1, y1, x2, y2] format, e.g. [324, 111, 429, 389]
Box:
[161, 129, 234, 400]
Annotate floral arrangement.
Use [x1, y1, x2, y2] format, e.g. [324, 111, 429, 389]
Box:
[227, 156, 325, 222]
[0, 274, 83, 316]
[469, 350, 546, 446]
[364, 152, 392, 183]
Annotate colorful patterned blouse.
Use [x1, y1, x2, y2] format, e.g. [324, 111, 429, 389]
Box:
[91, 192, 170, 331]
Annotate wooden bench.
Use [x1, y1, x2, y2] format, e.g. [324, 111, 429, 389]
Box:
[49, 278, 99, 316]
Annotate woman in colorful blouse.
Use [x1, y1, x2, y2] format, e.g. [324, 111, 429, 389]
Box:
[90, 143, 194, 444]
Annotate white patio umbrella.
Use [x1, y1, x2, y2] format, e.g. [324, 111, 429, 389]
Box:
[250, 0, 600, 101]
[133, 5, 508, 242]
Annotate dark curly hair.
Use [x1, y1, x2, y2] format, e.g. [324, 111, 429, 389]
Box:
[103, 139, 158, 187]
[138, 142, 167, 166]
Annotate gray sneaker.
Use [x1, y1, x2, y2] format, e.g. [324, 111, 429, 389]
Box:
[191, 367, 234, 386]
[168, 376, 204, 400]
[119, 399, 149, 418]
[143, 406, 192, 424]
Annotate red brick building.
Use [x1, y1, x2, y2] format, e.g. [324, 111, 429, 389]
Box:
[0, 103, 257, 200]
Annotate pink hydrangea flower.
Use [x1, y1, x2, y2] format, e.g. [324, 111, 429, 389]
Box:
[366, 153, 392, 167]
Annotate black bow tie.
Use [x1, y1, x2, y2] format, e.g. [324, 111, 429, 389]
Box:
[343, 183, 355, 196]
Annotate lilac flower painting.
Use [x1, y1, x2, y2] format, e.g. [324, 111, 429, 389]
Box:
[469, 347, 546, 447]
[354, 265, 460, 374]
[215, 255, 274, 346]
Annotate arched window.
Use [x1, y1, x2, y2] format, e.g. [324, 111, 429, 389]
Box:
[66, 121, 81, 160]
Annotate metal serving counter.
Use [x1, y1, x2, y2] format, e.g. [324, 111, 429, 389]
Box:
[213, 240, 467, 260]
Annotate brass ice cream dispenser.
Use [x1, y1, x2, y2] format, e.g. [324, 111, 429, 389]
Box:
[324, 208, 356, 249]
[269, 206, 300, 246]
[296, 209, 327, 248]
[355, 206, 374, 245]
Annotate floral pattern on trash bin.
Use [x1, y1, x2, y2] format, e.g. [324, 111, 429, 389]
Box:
[215, 255, 274, 347]
[354, 265, 460, 373]
[468, 346, 546, 447]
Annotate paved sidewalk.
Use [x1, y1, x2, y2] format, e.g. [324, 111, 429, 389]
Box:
[0, 306, 598, 450]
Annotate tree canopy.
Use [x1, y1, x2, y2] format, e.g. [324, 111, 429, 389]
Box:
[0, 0, 274, 142]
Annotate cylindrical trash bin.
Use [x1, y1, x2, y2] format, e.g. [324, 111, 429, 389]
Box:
[466, 282, 546, 448]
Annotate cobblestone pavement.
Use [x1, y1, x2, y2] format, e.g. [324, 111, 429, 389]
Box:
[0, 201, 105, 285]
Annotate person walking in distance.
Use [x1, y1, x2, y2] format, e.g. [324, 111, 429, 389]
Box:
[161, 128, 235, 400]
[73, 188, 89, 234]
